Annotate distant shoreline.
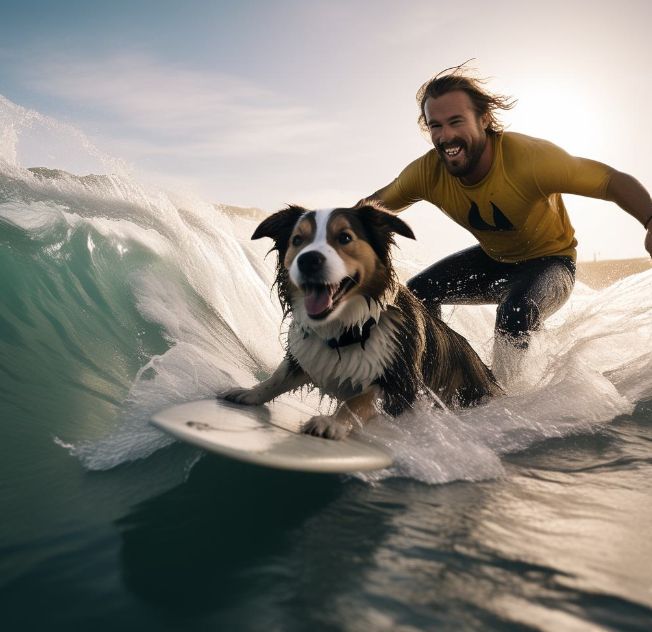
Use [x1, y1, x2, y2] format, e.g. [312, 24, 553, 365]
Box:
[576, 257, 652, 289]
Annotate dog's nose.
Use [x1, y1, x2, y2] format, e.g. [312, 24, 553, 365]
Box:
[297, 250, 326, 276]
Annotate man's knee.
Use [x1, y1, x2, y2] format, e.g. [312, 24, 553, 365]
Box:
[407, 273, 433, 296]
[406, 274, 442, 319]
[496, 296, 540, 343]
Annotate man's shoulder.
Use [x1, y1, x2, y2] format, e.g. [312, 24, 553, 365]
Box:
[501, 132, 571, 175]
[501, 131, 564, 154]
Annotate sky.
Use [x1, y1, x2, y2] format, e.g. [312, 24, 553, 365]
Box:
[1, 0, 651, 260]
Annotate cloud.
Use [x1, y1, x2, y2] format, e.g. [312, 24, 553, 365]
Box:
[21, 53, 339, 158]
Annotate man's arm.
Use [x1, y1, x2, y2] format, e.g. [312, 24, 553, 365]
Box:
[605, 170, 652, 257]
[357, 153, 433, 212]
[528, 140, 652, 257]
[357, 185, 413, 213]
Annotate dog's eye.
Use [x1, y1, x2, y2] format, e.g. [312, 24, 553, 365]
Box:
[338, 232, 353, 245]
[291, 235, 303, 247]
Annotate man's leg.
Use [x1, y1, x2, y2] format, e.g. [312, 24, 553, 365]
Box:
[495, 256, 576, 342]
[408, 248, 576, 391]
[492, 257, 575, 389]
[407, 245, 510, 318]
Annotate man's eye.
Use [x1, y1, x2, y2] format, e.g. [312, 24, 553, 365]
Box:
[338, 232, 353, 245]
[292, 235, 303, 247]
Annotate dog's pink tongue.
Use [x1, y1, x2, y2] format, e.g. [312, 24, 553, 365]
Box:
[304, 286, 333, 317]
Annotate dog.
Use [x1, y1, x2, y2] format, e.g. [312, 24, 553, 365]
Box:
[220, 203, 502, 439]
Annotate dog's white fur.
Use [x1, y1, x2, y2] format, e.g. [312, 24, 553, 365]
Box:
[288, 298, 401, 400]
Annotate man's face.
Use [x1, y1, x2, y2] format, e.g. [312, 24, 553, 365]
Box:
[424, 91, 489, 180]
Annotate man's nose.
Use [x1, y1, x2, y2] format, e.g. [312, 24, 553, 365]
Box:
[436, 125, 453, 144]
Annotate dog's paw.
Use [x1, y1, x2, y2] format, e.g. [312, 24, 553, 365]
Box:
[303, 415, 352, 440]
[217, 387, 266, 406]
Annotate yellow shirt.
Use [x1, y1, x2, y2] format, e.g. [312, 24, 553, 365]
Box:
[375, 132, 614, 262]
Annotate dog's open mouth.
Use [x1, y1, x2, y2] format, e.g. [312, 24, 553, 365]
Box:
[303, 273, 359, 319]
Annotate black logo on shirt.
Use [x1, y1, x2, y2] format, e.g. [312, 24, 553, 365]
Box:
[468, 202, 514, 232]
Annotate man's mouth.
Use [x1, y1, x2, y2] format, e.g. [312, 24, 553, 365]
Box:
[302, 273, 359, 319]
[440, 142, 465, 159]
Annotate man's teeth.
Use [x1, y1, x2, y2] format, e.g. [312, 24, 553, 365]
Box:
[444, 145, 463, 157]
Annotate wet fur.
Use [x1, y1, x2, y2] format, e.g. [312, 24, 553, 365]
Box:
[222, 203, 502, 437]
[376, 287, 502, 413]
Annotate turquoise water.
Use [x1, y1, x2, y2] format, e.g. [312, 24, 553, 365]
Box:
[1, 97, 652, 630]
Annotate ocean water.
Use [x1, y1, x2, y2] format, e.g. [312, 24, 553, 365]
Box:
[1, 95, 652, 631]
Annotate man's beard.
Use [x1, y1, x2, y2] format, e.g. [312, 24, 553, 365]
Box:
[437, 135, 487, 178]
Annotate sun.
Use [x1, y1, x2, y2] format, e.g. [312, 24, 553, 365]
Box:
[503, 77, 607, 160]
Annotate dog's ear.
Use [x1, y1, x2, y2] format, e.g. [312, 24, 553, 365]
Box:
[252, 205, 306, 241]
[355, 203, 416, 241]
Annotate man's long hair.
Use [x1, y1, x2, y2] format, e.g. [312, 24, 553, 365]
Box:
[416, 62, 517, 135]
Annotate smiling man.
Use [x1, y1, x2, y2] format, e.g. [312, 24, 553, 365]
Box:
[363, 67, 652, 388]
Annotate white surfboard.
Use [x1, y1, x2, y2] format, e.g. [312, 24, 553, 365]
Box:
[150, 397, 393, 473]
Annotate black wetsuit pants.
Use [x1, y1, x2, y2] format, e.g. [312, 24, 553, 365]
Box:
[407, 246, 576, 347]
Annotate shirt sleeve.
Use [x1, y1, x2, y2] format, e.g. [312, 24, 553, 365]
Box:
[531, 140, 614, 199]
[373, 153, 433, 212]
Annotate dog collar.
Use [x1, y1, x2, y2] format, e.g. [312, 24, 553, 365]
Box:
[326, 317, 377, 352]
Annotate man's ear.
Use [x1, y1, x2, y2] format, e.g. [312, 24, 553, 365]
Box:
[251, 205, 306, 241]
[356, 203, 416, 241]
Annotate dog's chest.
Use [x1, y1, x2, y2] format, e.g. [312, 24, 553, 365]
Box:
[288, 313, 400, 399]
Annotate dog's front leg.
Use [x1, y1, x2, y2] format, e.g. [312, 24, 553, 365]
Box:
[218, 357, 309, 405]
[304, 386, 380, 440]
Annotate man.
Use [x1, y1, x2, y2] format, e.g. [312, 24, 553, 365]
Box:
[363, 68, 652, 388]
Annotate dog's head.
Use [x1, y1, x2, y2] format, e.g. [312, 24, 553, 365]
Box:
[252, 203, 415, 324]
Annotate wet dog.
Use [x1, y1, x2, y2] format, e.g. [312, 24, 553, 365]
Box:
[220, 203, 502, 439]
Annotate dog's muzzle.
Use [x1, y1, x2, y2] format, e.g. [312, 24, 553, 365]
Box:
[294, 250, 359, 320]
[297, 250, 326, 279]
